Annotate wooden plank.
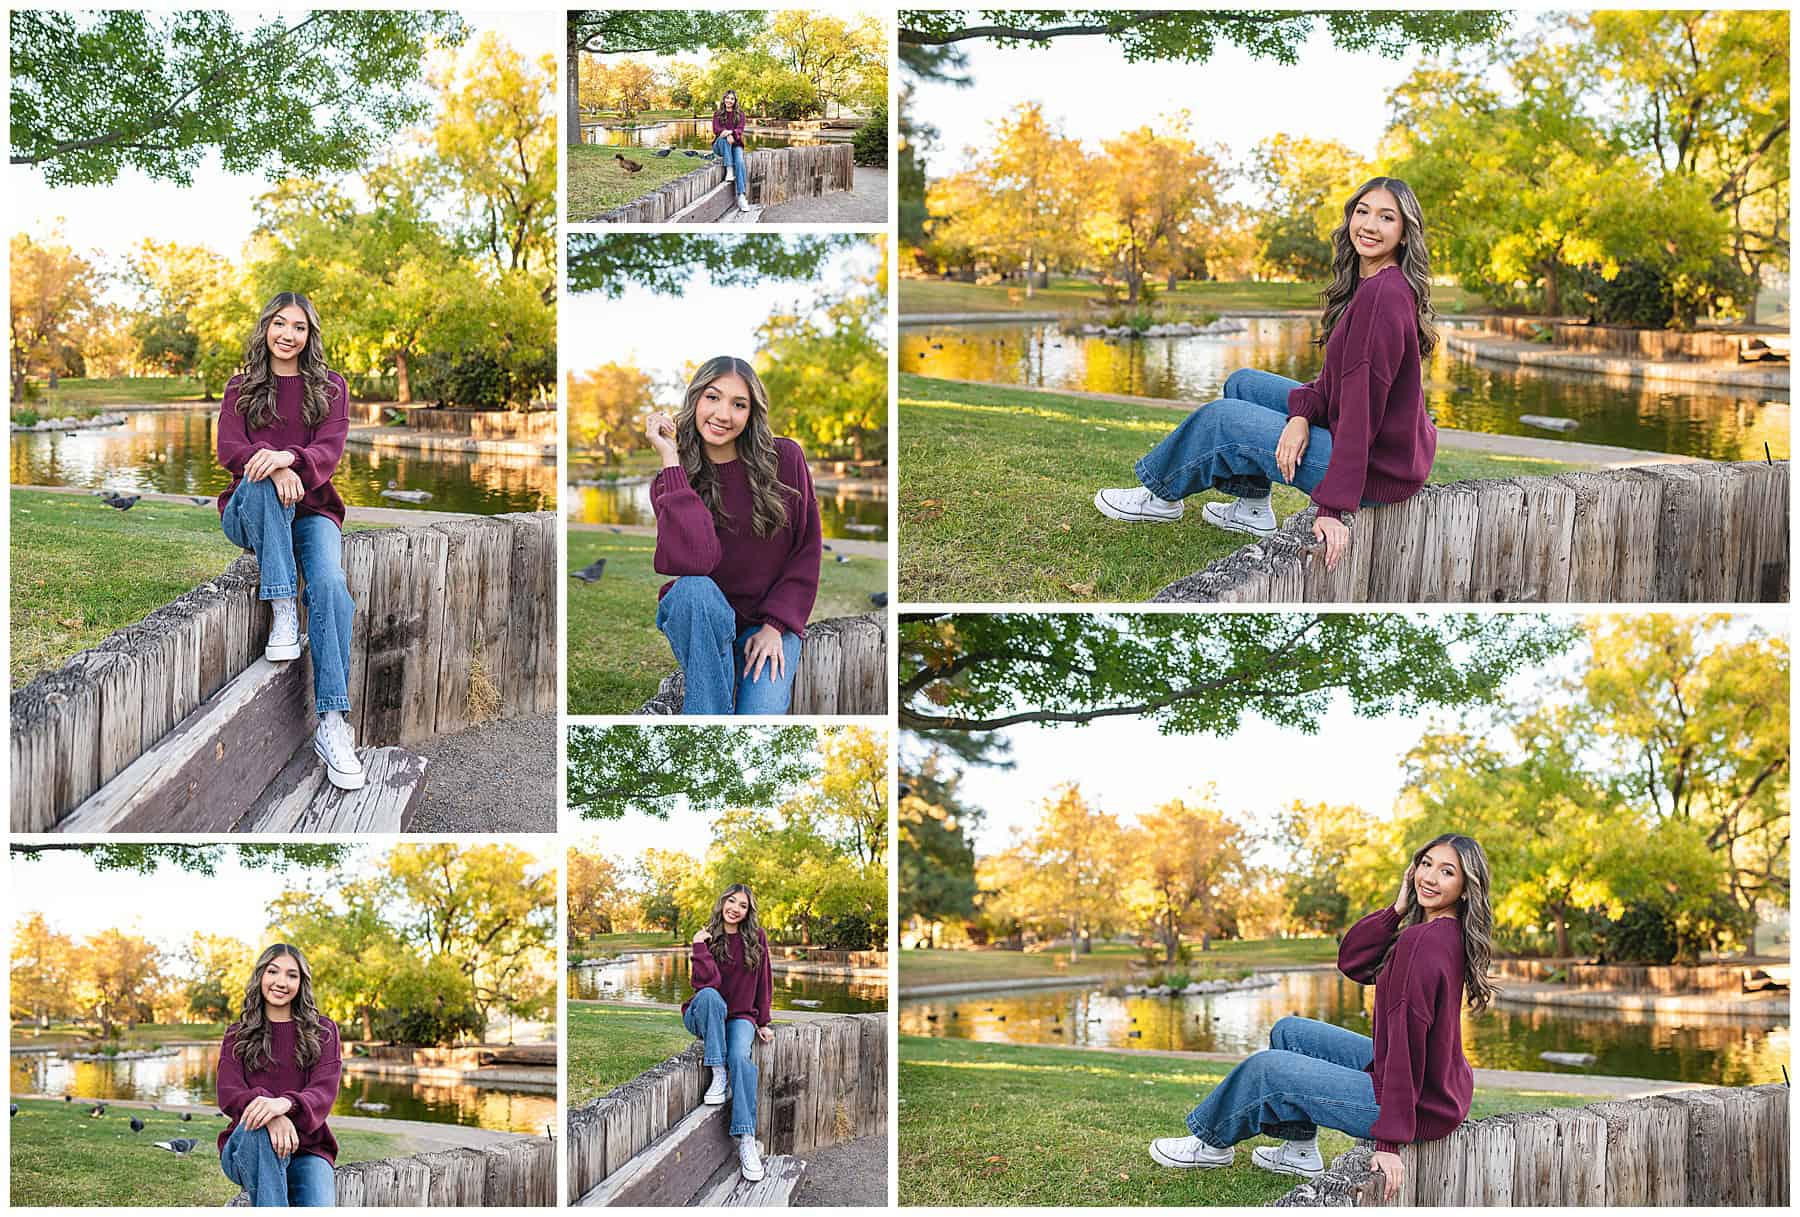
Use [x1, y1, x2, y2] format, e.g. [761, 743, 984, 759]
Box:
[1465, 1113, 1516, 1205]
[1298, 502, 1376, 602]
[1588, 1098, 1658, 1206]
[429, 519, 482, 736]
[1643, 463, 1704, 602]
[1504, 1110, 1561, 1205]
[1517, 476, 1576, 601]
[703, 1153, 807, 1206]
[792, 620, 842, 716]
[358, 528, 414, 746]
[340, 529, 379, 743]
[582, 1100, 731, 1207]
[240, 746, 428, 834]
[1410, 1120, 1470, 1203]
[1418, 483, 1478, 602]
[1733, 460, 1790, 602]
[59, 647, 313, 833]
[528, 512, 559, 714]
[472, 517, 516, 719]
[567, 1100, 606, 1204]
[1660, 1088, 1726, 1204]
[1559, 470, 1637, 603]
[397, 525, 448, 745]
[1364, 492, 1430, 603]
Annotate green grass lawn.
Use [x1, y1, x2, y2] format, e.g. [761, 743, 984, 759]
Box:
[569, 144, 709, 220]
[898, 375, 1589, 603]
[897, 1037, 1592, 1207]
[567, 1002, 697, 1108]
[898, 277, 1486, 317]
[8, 1097, 407, 1207]
[11, 491, 383, 689]
[565, 530, 887, 715]
[11, 1022, 227, 1051]
[13, 376, 209, 422]
[573, 931, 685, 956]
[900, 939, 1339, 991]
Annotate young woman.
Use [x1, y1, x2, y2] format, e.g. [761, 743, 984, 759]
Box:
[1095, 177, 1440, 572]
[683, 884, 776, 1183]
[215, 291, 362, 789]
[645, 356, 822, 715]
[713, 90, 753, 213]
[216, 944, 343, 1207]
[1148, 834, 1495, 1201]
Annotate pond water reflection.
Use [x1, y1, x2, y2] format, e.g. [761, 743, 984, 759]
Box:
[571, 950, 887, 1014]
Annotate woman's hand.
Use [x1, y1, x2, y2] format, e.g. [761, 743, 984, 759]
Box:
[1369, 1149, 1405, 1201]
[741, 624, 787, 684]
[266, 1113, 299, 1157]
[243, 448, 296, 482]
[1275, 417, 1311, 482]
[1311, 514, 1351, 571]
[239, 1093, 293, 1131]
[271, 467, 305, 506]
[757, 1025, 774, 1044]
[645, 412, 680, 467]
[1393, 860, 1417, 916]
[692, 928, 711, 944]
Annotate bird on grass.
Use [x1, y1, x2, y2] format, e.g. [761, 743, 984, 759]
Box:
[188, 496, 213, 507]
[180, 1112, 193, 1122]
[130, 1116, 146, 1133]
[10, 1104, 17, 1117]
[89, 1104, 106, 1117]
[834, 554, 850, 564]
[607, 525, 622, 534]
[652, 147, 672, 158]
[63, 1095, 73, 1103]
[155, 1138, 199, 1155]
[869, 591, 888, 608]
[102, 493, 140, 511]
[572, 558, 607, 583]
[614, 154, 644, 174]
[681, 149, 703, 158]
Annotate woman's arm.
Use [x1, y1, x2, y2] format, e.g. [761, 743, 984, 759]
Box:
[1337, 906, 1402, 984]
[650, 466, 725, 575]
[690, 938, 723, 991]
[749, 444, 822, 635]
[1311, 281, 1410, 520]
[284, 374, 350, 491]
[281, 1020, 342, 1134]
[1366, 931, 1432, 1152]
[215, 1031, 275, 1117]
[215, 380, 269, 475]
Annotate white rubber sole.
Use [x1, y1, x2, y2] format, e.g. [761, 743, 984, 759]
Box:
[1250, 1146, 1325, 1179]
[702, 1088, 731, 1106]
[1148, 1140, 1233, 1170]
[265, 640, 302, 661]
[1094, 489, 1183, 524]
[315, 741, 367, 791]
[1199, 502, 1278, 538]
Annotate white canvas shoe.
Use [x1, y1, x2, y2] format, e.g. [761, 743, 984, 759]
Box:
[703, 1067, 730, 1105]
[1199, 496, 1278, 538]
[1250, 1139, 1325, 1179]
[266, 597, 302, 661]
[1094, 486, 1184, 523]
[738, 1134, 765, 1181]
[314, 713, 365, 791]
[1149, 1134, 1235, 1169]
[737, 194, 752, 213]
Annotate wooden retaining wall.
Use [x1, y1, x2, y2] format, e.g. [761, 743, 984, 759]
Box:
[1491, 959, 1786, 993]
[402, 407, 557, 440]
[229, 1137, 554, 1207]
[1273, 1083, 1787, 1207]
[565, 1013, 886, 1204]
[10, 513, 557, 831]
[1480, 316, 1752, 362]
[638, 611, 888, 715]
[595, 144, 855, 223]
[1153, 462, 1789, 604]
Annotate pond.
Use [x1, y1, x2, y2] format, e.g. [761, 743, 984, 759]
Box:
[567, 475, 888, 541]
[898, 969, 1788, 1087]
[9, 1044, 554, 1133]
[570, 950, 887, 1014]
[578, 117, 846, 151]
[11, 409, 557, 516]
[899, 317, 1790, 462]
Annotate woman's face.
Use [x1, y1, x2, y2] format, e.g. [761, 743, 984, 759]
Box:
[720, 890, 750, 926]
[260, 953, 303, 1011]
[694, 371, 752, 451]
[1350, 186, 1404, 267]
[266, 305, 311, 364]
[1413, 842, 1466, 916]
[723, 93, 738, 111]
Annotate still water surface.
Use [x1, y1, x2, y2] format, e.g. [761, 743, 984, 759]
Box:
[579, 117, 844, 150]
[567, 472, 887, 539]
[571, 950, 887, 1014]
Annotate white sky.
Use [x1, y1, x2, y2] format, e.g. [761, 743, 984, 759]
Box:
[12, 10, 557, 275]
[562, 239, 880, 403]
[572, 804, 718, 871]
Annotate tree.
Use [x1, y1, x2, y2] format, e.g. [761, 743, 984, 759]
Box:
[812, 726, 889, 867]
[567, 362, 657, 463]
[568, 850, 631, 940]
[121, 240, 232, 375]
[638, 848, 703, 938]
[585, 58, 659, 120]
[899, 751, 983, 937]
[1274, 801, 1378, 934]
[11, 914, 78, 1026]
[75, 930, 164, 1039]
[568, 232, 861, 297]
[1022, 784, 1131, 962]
[1249, 134, 1365, 280]
[181, 933, 255, 1023]
[9, 231, 99, 401]
[1134, 797, 1252, 960]
[269, 874, 416, 1041]
[10, 10, 466, 186]
[899, 612, 1575, 736]
[1088, 120, 1228, 302]
[754, 249, 888, 460]
[567, 725, 821, 819]
[567, 11, 767, 146]
[930, 103, 1086, 294]
[10, 842, 351, 874]
[766, 11, 887, 118]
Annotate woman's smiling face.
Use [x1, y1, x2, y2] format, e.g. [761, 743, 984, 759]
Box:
[260, 952, 302, 1010]
[696, 371, 752, 451]
[265, 305, 310, 363]
[721, 890, 750, 926]
[1413, 841, 1466, 916]
[1350, 186, 1404, 267]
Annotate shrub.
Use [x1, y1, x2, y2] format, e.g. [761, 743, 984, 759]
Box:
[13, 407, 39, 426]
[414, 349, 555, 410]
[376, 1002, 484, 1046]
[852, 101, 888, 167]
[819, 914, 875, 951]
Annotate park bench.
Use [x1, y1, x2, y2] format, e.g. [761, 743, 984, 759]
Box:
[636, 611, 888, 716]
[594, 145, 854, 224]
[11, 514, 557, 832]
[567, 1014, 886, 1207]
[1154, 461, 1789, 604]
[225, 1136, 553, 1207]
[1272, 1083, 1788, 1207]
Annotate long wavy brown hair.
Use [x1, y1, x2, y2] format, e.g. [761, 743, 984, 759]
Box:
[231, 291, 337, 432]
[714, 90, 743, 126]
[677, 356, 796, 539]
[703, 884, 766, 971]
[229, 943, 326, 1072]
[1379, 834, 1499, 1013]
[1317, 176, 1439, 357]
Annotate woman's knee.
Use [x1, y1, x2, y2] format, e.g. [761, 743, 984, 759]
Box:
[692, 986, 726, 1015]
[663, 576, 732, 621]
[1270, 1015, 1304, 1050]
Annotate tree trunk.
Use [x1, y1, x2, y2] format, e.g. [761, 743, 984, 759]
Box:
[1542, 262, 1561, 316]
[1024, 249, 1036, 298]
[1163, 910, 1178, 965]
[11, 368, 25, 404]
[1068, 913, 1079, 965]
[361, 1006, 375, 1041]
[566, 32, 583, 149]
[395, 350, 411, 404]
[1553, 906, 1570, 958]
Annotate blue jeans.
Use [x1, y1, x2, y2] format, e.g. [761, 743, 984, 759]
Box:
[683, 986, 759, 1137]
[656, 576, 802, 715]
[220, 1123, 336, 1206]
[713, 135, 749, 193]
[1135, 367, 1378, 506]
[1184, 1015, 1381, 1148]
[220, 476, 354, 713]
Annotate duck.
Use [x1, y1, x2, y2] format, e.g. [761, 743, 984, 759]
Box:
[614, 154, 644, 174]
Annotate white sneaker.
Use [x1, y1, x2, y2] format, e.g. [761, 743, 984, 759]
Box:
[703, 1067, 730, 1105]
[724, 166, 734, 184]
[1199, 497, 1278, 538]
[266, 598, 301, 661]
[314, 713, 365, 791]
[737, 1135, 765, 1182]
[1149, 1134, 1235, 1169]
[1250, 1139, 1325, 1179]
[737, 194, 752, 213]
[1095, 486, 1184, 523]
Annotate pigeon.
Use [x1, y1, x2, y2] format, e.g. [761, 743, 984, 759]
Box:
[1129, 1030, 1143, 1038]
[155, 1138, 199, 1155]
[822, 543, 833, 552]
[572, 558, 607, 583]
[869, 592, 888, 608]
[130, 1116, 145, 1133]
[151, 1105, 160, 1112]
[89, 1104, 106, 1117]
[614, 154, 644, 174]
[9, 1104, 17, 1117]
[181, 1112, 193, 1122]
[102, 493, 140, 511]
[925, 1014, 938, 1022]
[652, 147, 672, 158]
[63, 1095, 72, 1103]
[189, 496, 213, 506]
[608, 526, 622, 534]
[681, 149, 702, 158]
[931, 343, 944, 350]
[834, 554, 850, 564]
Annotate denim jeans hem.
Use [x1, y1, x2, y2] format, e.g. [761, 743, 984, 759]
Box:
[258, 583, 298, 600]
[315, 697, 351, 714]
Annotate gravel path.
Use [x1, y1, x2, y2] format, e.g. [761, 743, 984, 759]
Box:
[411, 713, 557, 832]
[760, 167, 887, 224]
[792, 1134, 888, 1206]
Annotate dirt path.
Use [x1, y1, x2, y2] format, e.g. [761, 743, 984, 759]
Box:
[792, 1134, 888, 1206]
[759, 167, 886, 224]
[411, 713, 557, 832]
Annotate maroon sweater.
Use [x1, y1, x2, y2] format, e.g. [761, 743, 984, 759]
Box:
[1338, 907, 1473, 1153]
[651, 439, 823, 636]
[683, 928, 774, 1027]
[713, 107, 746, 142]
[1286, 265, 1435, 521]
[216, 1017, 344, 1164]
[216, 372, 351, 529]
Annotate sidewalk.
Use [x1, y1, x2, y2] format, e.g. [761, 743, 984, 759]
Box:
[760, 166, 886, 224]
[1445, 330, 1789, 391]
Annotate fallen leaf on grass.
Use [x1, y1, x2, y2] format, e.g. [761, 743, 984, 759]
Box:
[1066, 581, 1096, 596]
[1118, 1172, 1130, 1181]
[1058, 522, 1071, 532]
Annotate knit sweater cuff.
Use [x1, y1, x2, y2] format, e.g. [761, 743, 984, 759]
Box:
[652, 464, 692, 493]
[1375, 1140, 1400, 1155]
